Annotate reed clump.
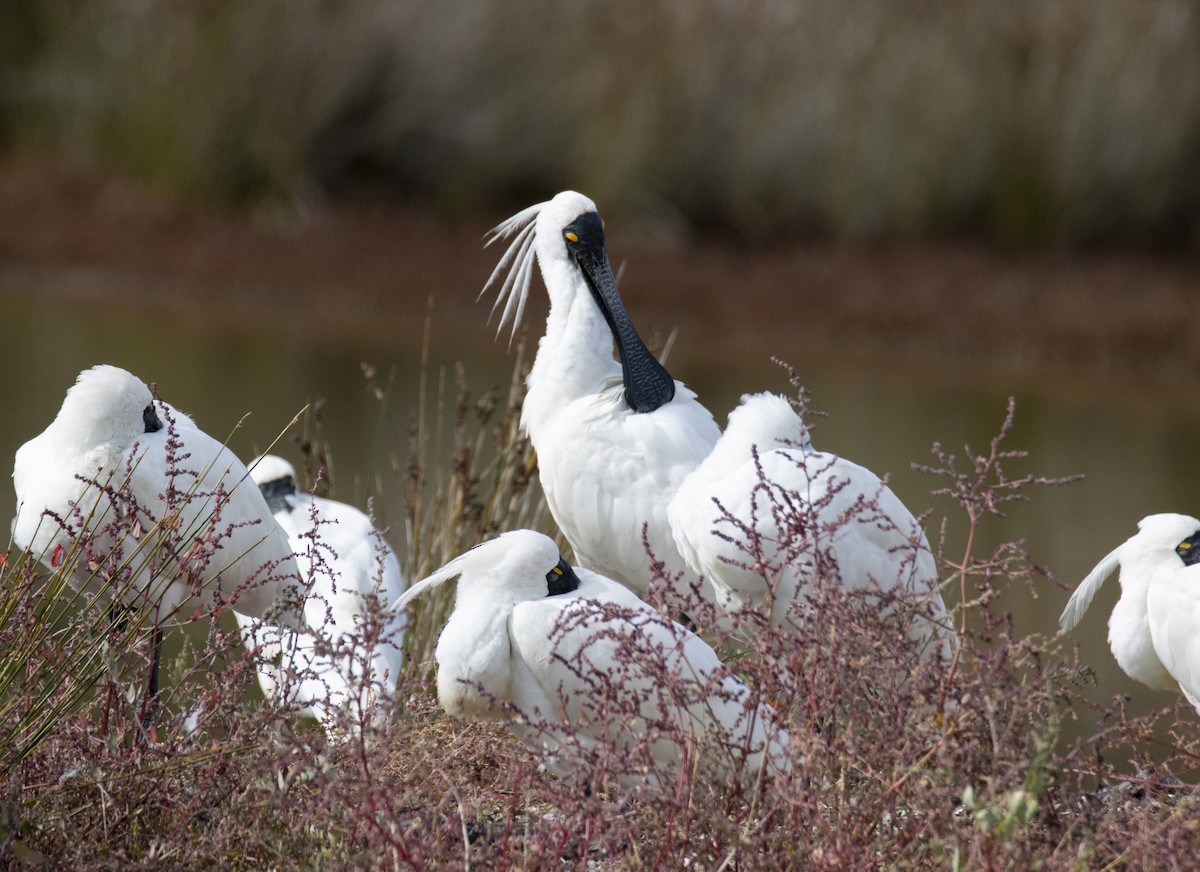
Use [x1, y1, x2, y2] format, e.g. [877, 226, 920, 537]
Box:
[3, 357, 1200, 867]
[3, 0, 1198, 244]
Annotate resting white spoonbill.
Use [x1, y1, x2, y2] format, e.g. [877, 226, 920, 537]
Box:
[235, 455, 406, 729]
[11, 365, 306, 723]
[1061, 513, 1200, 713]
[483, 192, 720, 610]
[484, 192, 950, 654]
[669, 392, 953, 658]
[393, 530, 792, 787]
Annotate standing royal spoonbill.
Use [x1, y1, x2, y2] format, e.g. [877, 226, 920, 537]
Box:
[393, 530, 792, 788]
[1060, 513, 1200, 713]
[483, 192, 951, 655]
[235, 455, 406, 731]
[483, 191, 720, 610]
[11, 365, 307, 726]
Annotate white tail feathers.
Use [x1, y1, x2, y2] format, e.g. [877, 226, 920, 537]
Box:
[1060, 543, 1123, 632]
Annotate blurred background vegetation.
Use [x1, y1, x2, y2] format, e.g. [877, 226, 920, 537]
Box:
[1, 0, 1198, 246]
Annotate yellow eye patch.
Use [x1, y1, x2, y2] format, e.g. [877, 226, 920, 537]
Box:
[1181, 541, 1193, 550]
[564, 231, 579, 243]
[551, 566, 564, 575]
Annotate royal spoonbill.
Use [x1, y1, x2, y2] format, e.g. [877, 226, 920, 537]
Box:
[483, 191, 721, 609]
[1061, 513, 1200, 713]
[11, 365, 307, 726]
[669, 392, 953, 659]
[393, 530, 792, 787]
[483, 192, 950, 654]
[235, 454, 406, 731]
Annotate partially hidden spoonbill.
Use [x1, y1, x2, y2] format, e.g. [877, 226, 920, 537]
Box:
[1061, 513, 1200, 713]
[11, 365, 307, 726]
[669, 392, 953, 659]
[483, 192, 952, 656]
[393, 530, 792, 788]
[482, 191, 720, 611]
[235, 454, 406, 731]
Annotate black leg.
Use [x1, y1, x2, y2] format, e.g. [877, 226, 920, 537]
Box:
[136, 626, 164, 744]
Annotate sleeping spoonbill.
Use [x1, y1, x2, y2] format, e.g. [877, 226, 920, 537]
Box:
[393, 530, 792, 788]
[235, 454, 405, 730]
[669, 392, 953, 659]
[483, 191, 721, 611]
[1061, 513, 1200, 713]
[11, 365, 307, 728]
[483, 192, 951, 655]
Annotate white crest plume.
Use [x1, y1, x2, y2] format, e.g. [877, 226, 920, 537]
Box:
[391, 539, 495, 613]
[480, 201, 547, 345]
[1060, 543, 1123, 632]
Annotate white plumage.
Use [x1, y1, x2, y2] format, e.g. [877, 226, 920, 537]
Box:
[11, 365, 305, 627]
[484, 192, 951, 654]
[235, 455, 406, 729]
[669, 392, 953, 657]
[483, 192, 720, 609]
[394, 530, 792, 787]
[1061, 513, 1200, 712]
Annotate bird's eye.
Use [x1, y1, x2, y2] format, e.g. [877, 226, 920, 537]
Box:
[1176, 534, 1200, 566]
[564, 231, 579, 244]
[545, 558, 579, 595]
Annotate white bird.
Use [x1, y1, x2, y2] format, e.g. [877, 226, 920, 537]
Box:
[483, 192, 720, 610]
[393, 530, 792, 788]
[483, 192, 951, 654]
[235, 455, 406, 731]
[669, 392, 952, 658]
[11, 365, 306, 724]
[1061, 513, 1200, 713]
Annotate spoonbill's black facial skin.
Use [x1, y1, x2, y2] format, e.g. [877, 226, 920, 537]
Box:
[563, 212, 676, 414]
[1176, 531, 1200, 567]
[545, 556, 581, 596]
[143, 403, 164, 433]
[257, 474, 298, 515]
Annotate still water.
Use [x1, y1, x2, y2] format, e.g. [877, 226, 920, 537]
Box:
[4, 262, 1200, 747]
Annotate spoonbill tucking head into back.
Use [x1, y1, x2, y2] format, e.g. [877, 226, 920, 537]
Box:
[668, 392, 954, 661]
[11, 365, 307, 728]
[482, 191, 721, 610]
[1061, 513, 1200, 713]
[483, 193, 951, 657]
[236, 454, 406, 732]
[393, 530, 792, 788]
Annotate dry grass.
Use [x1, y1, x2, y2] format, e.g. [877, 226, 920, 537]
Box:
[4, 353, 1200, 867]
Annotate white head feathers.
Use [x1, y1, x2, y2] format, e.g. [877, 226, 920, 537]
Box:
[392, 530, 563, 613]
[53, 364, 157, 452]
[1059, 543, 1123, 632]
[480, 191, 599, 344]
[1060, 513, 1200, 632]
[249, 454, 298, 487]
